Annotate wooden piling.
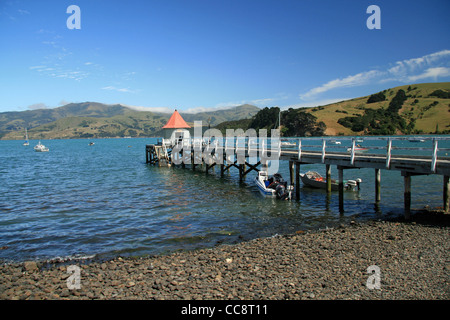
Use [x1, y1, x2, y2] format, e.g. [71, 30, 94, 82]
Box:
[326, 164, 331, 193]
[404, 173, 411, 220]
[375, 168, 381, 202]
[289, 161, 294, 186]
[338, 166, 344, 213]
[444, 175, 449, 212]
[295, 162, 300, 199]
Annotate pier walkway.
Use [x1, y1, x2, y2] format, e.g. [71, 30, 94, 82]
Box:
[147, 136, 450, 219]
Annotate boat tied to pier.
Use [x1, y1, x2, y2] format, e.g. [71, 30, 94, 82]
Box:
[300, 171, 361, 191]
[255, 171, 294, 200]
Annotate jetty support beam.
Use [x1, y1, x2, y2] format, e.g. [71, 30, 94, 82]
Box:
[375, 168, 381, 203]
[338, 166, 344, 213]
[402, 172, 412, 220]
[326, 164, 331, 193]
[444, 175, 449, 213]
[295, 162, 300, 199]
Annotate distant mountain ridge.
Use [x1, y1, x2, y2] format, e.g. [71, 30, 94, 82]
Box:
[0, 103, 260, 140]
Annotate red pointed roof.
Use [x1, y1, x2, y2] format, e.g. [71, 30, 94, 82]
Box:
[162, 109, 191, 129]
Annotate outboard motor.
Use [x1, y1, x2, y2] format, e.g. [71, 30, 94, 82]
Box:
[356, 178, 362, 190]
[275, 184, 287, 200]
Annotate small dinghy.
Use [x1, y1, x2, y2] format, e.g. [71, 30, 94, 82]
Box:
[255, 171, 294, 200]
[300, 171, 361, 191]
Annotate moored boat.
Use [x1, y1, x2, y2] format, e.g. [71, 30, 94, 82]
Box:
[254, 171, 294, 200]
[23, 128, 29, 146]
[34, 141, 49, 152]
[300, 171, 361, 191]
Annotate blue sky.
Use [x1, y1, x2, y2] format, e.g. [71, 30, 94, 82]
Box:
[1, 0, 449, 113]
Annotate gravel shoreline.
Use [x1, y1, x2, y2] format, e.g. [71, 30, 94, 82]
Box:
[1, 211, 449, 300]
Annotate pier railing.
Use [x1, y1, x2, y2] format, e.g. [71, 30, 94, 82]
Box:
[163, 136, 450, 173]
[289, 136, 450, 173]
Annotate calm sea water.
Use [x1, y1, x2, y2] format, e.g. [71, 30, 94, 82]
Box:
[0, 137, 447, 263]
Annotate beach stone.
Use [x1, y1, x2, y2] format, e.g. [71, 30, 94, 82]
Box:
[23, 261, 38, 272]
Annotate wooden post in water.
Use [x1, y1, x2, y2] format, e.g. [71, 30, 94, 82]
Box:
[404, 172, 411, 220]
[289, 161, 295, 186]
[326, 164, 331, 193]
[444, 175, 449, 213]
[338, 166, 344, 213]
[295, 162, 300, 199]
[375, 168, 381, 203]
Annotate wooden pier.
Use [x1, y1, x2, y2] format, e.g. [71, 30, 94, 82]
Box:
[146, 136, 450, 219]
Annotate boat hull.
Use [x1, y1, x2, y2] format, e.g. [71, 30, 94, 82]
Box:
[300, 173, 339, 191]
[300, 171, 360, 191]
[255, 177, 276, 197]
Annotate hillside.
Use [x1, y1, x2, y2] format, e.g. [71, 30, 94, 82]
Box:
[304, 82, 450, 136]
[0, 103, 260, 140]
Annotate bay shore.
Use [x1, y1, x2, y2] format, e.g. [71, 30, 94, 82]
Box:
[1, 211, 449, 300]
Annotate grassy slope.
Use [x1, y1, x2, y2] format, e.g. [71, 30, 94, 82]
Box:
[304, 82, 450, 136]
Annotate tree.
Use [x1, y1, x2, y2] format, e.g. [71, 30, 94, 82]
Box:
[367, 92, 386, 104]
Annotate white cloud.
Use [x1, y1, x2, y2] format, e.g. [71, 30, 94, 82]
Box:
[407, 67, 450, 82]
[101, 86, 135, 93]
[122, 105, 172, 113]
[300, 49, 450, 100]
[300, 70, 381, 100]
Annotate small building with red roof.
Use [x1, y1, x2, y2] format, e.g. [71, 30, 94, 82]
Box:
[162, 109, 191, 145]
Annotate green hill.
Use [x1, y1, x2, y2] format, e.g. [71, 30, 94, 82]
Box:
[0, 102, 260, 140]
[304, 82, 450, 136]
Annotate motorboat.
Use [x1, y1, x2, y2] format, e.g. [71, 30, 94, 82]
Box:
[281, 140, 296, 148]
[34, 141, 49, 152]
[300, 171, 361, 191]
[254, 171, 294, 200]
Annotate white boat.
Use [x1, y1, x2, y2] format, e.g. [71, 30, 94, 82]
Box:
[300, 171, 361, 191]
[409, 138, 425, 143]
[254, 171, 294, 200]
[330, 140, 341, 145]
[23, 128, 29, 146]
[34, 141, 49, 152]
[281, 140, 296, 148]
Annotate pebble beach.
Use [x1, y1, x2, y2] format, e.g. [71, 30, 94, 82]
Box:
[1, 211, 449, 301]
